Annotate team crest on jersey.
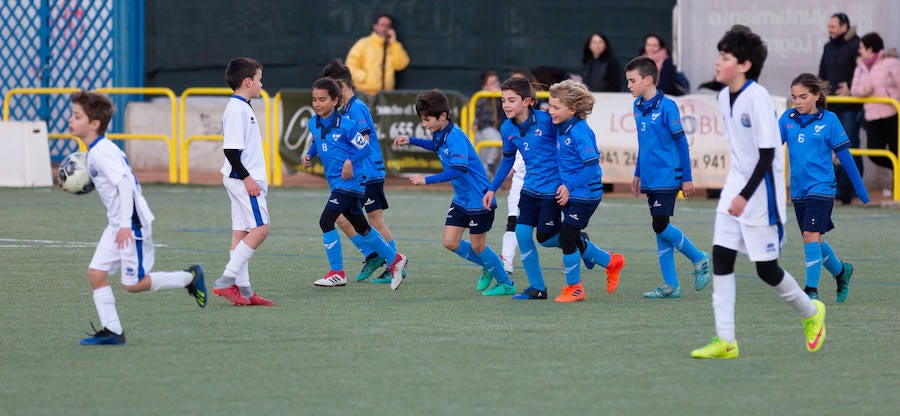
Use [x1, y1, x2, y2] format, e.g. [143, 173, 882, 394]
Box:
[564, 137, 572, 146]
[741, 113, 752, 127]
[651, 112, 661, 122]
[331, 133, 341, 141]
[89, 166, 99, 177]
[814, 124, 826, 134]
[534, 129, 542, 136]
[250, 117, 256, 125]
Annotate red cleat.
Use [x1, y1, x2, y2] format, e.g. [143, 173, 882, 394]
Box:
[213, 284, 251, 306]
[605, 253, 625, 294]
[248, 293, 274, 306]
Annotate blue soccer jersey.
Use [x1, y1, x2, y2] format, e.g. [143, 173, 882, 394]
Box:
[427, 121, 493, 214]
[307, 111, 371, 196]
[341, 96, 385, 183]
[557, 117, 603, 202]
[492, 109, 560, 198]
[633, 91, 692, 192]
[779, 108, 849, 200]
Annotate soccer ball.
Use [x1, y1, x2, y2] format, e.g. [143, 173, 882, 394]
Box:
[58, 152, 94, 194]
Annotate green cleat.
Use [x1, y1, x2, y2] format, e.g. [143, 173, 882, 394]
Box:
[835, 262, 853, 303]
[482, 282, 516, 296]
[371, 267, 404, 284]
[803, 300, 826, 352]
[355, 254, 385, 282]
[803, 286, 819, 300]
[693, 251, 710, 291]
[642, 284, 680, 299]
[691, 336, 739, 359]
[476, 270, 493, 292]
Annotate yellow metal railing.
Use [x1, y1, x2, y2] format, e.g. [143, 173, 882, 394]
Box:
[3, 87, 84, 151]
[178, 88, 271, 184]
[272, 91, 283, 186]
[828, 96, 900, 200]
[3, 87, 179, 182]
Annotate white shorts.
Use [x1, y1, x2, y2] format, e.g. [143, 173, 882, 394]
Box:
[713, 213, 784, 262]
[224, 177, 270, 231]
[507, 154, 526, 217]
[89, 224, 155, 286]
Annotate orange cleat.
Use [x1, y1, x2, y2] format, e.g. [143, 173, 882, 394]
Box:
[605, 253, 625, 294]
[554, 282, 586, 303]
[248, 292, 274, 306]
[213, 284, 251, 306]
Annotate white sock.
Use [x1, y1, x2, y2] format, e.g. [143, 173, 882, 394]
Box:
[93, 286, 122, 335]
[149, 271, 193, 291]
[774, 270, 817, 318]
[712, 273, 736, 343]
[225, 241, 255, 277]
[502, 231, 518, 268]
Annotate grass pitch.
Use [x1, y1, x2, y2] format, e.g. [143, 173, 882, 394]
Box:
[1, 184, 898, 415]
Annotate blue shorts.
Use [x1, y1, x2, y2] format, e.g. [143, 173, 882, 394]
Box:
[363, 182, 389, 213]
[793, 198, 834, 234]
[445, 201, 495, 234]
[324, 190, 365, 217]
[562, 199, 600, 229]
[517, 193, 561, 235]
[647, 192, 677, 217]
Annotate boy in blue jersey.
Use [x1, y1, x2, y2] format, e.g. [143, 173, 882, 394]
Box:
[321, 59, 400, 285]
[482, 77, 624, 300]
[393, 90, 515, 296]
[546, 79, 625, 302]
[780, 73, 869, 302]
[625, 56, 711, 299]
[303, 78, 408, 290]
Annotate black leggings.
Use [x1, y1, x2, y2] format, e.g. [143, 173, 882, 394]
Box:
[320, 209, 370, 234]
[712, 245, 784, 286]
[865, 114, 899, 171]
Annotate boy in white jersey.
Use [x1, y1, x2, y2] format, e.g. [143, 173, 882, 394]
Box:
[212, 57, 273, 306]
[691, 26, 826, 359]
[69, 91, 206, 346]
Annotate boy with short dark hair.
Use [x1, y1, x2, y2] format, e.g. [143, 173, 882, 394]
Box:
[691, 26, 826, 359]
[212, 57, 273, 306]
[624, 56, 710, 299]
[69, 90, 206, 345]
[393, 90, 515, 296]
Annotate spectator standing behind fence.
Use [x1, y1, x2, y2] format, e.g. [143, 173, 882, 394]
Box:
[581, 32, 621, 92]
[851, 32, 900, 195]
[474, 70, 504, 176]
[639, 34, 685, 96]
[819, 12, 864, 205]
[346, 14, 410, 98]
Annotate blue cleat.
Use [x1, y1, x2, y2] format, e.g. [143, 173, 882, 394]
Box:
[185, 264, 207, 308]
[80, 323, 125, 346]
[512, 286, 548, 300]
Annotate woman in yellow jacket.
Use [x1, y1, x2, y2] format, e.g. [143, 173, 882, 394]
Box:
[346, 14, 410, 97]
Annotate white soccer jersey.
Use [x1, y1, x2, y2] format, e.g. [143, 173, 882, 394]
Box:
[716, 81, 787, 227]
[220, 96, 267, 182]
[86, 137, 154, 228]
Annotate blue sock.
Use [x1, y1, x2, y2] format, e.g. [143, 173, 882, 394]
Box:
[453, 240, 484, 267]
[660, 224, 703, 263]
[477, 246, 512, 285]
[656, 234, 678, 287]
[563, 251, 582, 286]
[362, 228, 397, 264]
[820, 240, 843, 276]
[804, 241, 822, 289]
[323, 230, 343, 271]
[389, 239, 397, 251]
[539, 234, 560, 248]
[582, 241, 612, 268]
[350, 234, 375, 258]
[516, 224, 546, 291]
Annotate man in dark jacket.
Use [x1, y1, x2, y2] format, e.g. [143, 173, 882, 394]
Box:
[819, 12, 863, 204]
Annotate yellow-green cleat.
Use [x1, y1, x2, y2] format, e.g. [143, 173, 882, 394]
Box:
[691, 336, 739, 359]
[803, 299, 826, 352]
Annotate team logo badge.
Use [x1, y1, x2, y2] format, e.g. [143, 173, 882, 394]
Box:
[740, 113, 752, 128]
